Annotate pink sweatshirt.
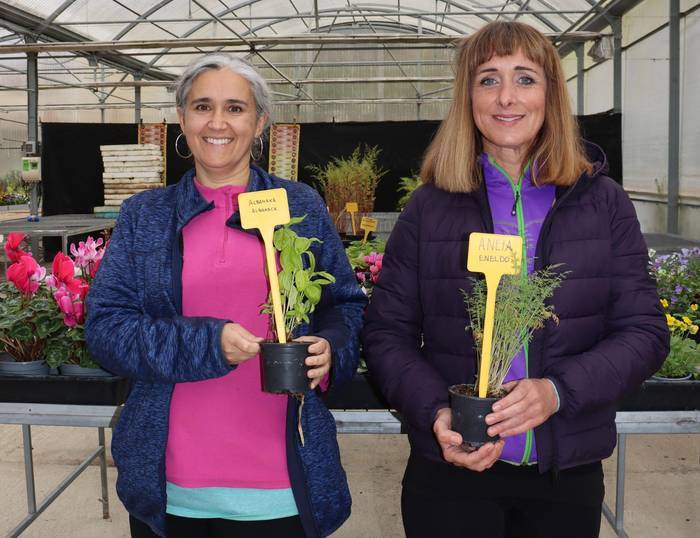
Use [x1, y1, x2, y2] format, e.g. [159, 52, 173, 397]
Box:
[165, 181, 290, 489]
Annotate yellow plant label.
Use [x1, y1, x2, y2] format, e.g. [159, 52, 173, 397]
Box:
[360, 217, 378, 232]
[239, 188, 291, 343]
[345, 202, 359, 234]
[467, 232, 523, 398]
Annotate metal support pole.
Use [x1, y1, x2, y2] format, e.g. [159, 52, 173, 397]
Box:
[26, 36, 41, 238]
[667, 0, 680, 234]
[98, 427, 110, 519]
[22, 424, 37, 514]
[576, 44, 584, 116]
[612, 17, 622, 114]
[615, 433, 627, 536]
[134, 75, 142, 124]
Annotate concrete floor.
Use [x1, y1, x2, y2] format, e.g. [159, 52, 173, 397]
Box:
[0, 426, 697, 537]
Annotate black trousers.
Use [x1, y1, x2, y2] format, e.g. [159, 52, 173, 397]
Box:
[129, 513, 306, 538]
[402, 452, 604, 538]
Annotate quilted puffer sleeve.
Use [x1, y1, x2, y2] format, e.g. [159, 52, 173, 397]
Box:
[545, 179, 669, 418]
[309, 192, 367, 386]
[85, 197, 233, 383]
[362, 187, 451, 432]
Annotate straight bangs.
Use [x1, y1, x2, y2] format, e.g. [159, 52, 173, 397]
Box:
[422, 21, 592, 194]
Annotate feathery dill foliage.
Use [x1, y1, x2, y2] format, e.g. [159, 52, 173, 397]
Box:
[463, 267, 567, 395]
[307, 144, 387, 233]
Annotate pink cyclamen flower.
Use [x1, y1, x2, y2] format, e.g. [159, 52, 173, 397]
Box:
[54, 286, 85, 327]
[47, 251, 85, 295]
[356, 271, 366, 283]
[6, 254, 45, 295]
[4, 232, 28, 263]
[70, 236, 105, 270]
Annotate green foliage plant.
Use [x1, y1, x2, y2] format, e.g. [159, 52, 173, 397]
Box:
[463, 267, 567, 396]
[656, 333, 699, 379]
[397, 174, 422, 210]
[262, 216, 336, 341]
[307, 144, 387, 233]
[0, 281, 65, 362]
[345, 238, 386, 271]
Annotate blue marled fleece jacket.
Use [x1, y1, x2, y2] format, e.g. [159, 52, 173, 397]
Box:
[85, 165, 367, 537]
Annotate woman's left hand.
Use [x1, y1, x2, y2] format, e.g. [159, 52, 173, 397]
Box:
[294, 335, 332, 390]
[484, 378, 558, 438]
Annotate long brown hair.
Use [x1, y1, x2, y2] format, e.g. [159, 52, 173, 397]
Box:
[421, 21, 592, 193]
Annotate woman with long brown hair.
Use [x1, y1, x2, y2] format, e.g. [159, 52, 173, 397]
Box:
[363, 21, 667, 537]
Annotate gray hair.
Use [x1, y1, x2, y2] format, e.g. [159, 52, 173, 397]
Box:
[174, 53, 271, 129]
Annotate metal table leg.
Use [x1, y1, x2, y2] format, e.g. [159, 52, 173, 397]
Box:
[602, 433, 630, 538]
[22, 424, 37, 514]
[98, 427, 110, 519]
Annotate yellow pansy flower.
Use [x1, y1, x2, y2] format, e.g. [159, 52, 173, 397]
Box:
[665, 313, 675, 327]
[690, 325, 699, 335]
[691, 304, 698, 312]
[660, 298, 669, 308]
[682, 316, 693, 325]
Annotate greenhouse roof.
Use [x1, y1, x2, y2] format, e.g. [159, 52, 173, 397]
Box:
[0, 0, 641, 115]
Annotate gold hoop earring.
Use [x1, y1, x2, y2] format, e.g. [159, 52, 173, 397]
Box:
[175, 132, 192, 159]
[250, 136, 264, 161]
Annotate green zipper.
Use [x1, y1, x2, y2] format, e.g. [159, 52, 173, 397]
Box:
[488, 156, 534, 465]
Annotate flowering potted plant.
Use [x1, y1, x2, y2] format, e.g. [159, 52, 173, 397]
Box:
[345, 238, 385, 298]
[449, 267, 566, 448]
[260, 216, 335, 393]
[0, 233, 108, 377]
[650, 248, 700, 381]
[0, 233, 62, 375]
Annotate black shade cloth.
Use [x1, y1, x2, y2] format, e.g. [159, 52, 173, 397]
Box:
[41, 113, 621, 218]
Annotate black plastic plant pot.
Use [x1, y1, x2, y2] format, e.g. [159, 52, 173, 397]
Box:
[448, 384, 501, 449]
[260, 342, 311, 394]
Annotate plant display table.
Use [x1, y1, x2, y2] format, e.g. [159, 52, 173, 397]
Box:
[0, 214, 115, 257]
[1, 375, 697, 537]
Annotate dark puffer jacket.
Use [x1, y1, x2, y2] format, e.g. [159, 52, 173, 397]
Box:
[362, 144, 668, 472]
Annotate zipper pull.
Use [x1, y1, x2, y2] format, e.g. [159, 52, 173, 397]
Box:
[511, 191, 520, 216]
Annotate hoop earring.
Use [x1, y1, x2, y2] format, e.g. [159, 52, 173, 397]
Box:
[175, 132, 192, 159]
[250, 136, 264, 161]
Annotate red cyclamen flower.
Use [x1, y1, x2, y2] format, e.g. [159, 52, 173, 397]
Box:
[6, 254, 45, 295]
[4, 232, 27, 263]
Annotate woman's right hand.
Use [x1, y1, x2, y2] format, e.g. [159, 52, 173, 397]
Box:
[433, 408, 504, 472]
[221, 323, 264, 365]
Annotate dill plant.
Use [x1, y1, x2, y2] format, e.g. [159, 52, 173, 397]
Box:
[463, 267, 567, 396]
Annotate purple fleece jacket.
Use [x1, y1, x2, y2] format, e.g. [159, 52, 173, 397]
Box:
[362, 143, 669, 473]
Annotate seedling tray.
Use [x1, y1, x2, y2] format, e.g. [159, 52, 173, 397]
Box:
[0, 374, 129, 405]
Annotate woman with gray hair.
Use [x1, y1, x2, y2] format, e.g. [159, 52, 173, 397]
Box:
[85, 53, 366, 538]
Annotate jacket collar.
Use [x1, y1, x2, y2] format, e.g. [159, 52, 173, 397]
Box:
[174, 164, 274, 234]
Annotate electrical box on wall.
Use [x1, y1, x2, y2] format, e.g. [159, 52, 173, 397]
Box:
[21, 156, 41, 182]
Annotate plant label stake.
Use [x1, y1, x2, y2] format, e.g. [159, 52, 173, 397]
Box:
[360, 216, 378, 243]
[345, 202, 358, 234]
[467, 232, 523, 398]
[239, 188, 291, 343]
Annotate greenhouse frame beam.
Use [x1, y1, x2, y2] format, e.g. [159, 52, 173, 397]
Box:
[34, 0, 80, 40]
[0, 76, 455, 91]
[667, 0, 680, 234]
[0, 32, 605, 55]
[0, 1, 174, 80]
[52, 9, 591, 26]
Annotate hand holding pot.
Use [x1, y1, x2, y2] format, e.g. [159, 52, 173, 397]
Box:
[293, 335, 332, 390]
[485, 378, 558, 438]
[221, 323, 264, 365]
[433, 408, 504, 471]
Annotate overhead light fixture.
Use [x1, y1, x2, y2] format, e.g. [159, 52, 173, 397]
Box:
[588, 36, 614, 62]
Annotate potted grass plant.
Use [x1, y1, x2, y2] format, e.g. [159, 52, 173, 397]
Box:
[449, 267, 566, 448]
[307, 144, 386, 240]
[260, 216, 336, 393]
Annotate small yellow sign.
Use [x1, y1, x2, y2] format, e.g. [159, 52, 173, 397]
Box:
[239, 188, 291, 343]
[360, 217, 378, 243]
[467, 232, 523, 398]
[345, 202, 359, 235]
